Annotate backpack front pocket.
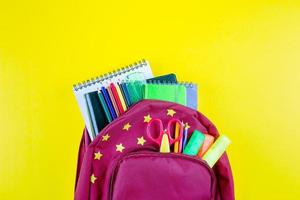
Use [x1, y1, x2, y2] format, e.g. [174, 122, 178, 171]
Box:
[109, 152, 216, 200]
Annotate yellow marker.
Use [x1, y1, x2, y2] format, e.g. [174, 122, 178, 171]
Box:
[160, 133, 170, 153]
[115, 84, 127, 111]
[173, 122, 180, 153]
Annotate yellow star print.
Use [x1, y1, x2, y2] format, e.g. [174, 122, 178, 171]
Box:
[167, 109, 176, 117]
[184, 123, 190, 129]
[94, 151, 103, 160]
[90, 174, 97, 184]
[102, 134, 110, 141]
[137, 136, 146, 146]
[144, 114, 152, 123]
[123, 123, 131, 131]
[116, 143, 125, 152]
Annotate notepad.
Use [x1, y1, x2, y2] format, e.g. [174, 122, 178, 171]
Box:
[73, 60, 153, 140]
[144, 83, 187, 105]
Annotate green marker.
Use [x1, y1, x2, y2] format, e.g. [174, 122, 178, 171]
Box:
[183, 130, 205, 156]
[203, 135, 231, 168]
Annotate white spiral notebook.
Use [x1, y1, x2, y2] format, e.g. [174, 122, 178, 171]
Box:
[73, 59, 153, 140]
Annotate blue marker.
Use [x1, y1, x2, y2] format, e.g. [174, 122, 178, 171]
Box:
[101, 86, 117, 120]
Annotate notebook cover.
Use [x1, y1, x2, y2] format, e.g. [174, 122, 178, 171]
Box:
[146, 73, 177, 83]
[101, 87, 117, 120]
[107, 86, 120, 117]
[84, 94, 96, 139]
[86, 92, 108, 136]
[144, 84, 187, 105]
[185, 84, 198, 110]
[97, 91, 113, 123]
[110, 83, 125, 114]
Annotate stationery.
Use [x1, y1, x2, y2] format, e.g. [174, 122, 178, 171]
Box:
[73, 60, 153, 140]
[183, 130, 205, 156]
[101, 86, 117, 120]
[181, 125, 189, 152]
[119, 83, 130, 107]
[197, 134, 215, 157]
[85, 92, 108, 136]
[173, 122, 181, 153]
[202, 135, 231, 167]
[146, 73, 177, 83]
[146, 118, 183, 153]
[97, 91, 112, 123]
[144, 83, 187, 105]
[125, 81, 145, 105]
[84, 94, 96, 138]
[107, 86, 120, 117]
[122, 73, 178, 106]
[185, 83, 198, 110]
[115, 83, 127, 111]
[110, 83, 125, 114]
[160, 134, 171, 153]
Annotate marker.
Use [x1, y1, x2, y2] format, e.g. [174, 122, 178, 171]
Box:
[183, 130, 205, 156]
[202, 135, 231, 167]
[197, 134, 215, 157]
[160, 132, 170, 153]
[181, 126, 188, 152]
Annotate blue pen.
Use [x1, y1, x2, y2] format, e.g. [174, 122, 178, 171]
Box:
[101, 86, 117, 120]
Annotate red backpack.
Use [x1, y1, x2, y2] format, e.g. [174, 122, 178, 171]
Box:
[75, 100, 235, 200]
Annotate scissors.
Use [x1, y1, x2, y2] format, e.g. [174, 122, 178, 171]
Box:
[146, 118, 183, 153]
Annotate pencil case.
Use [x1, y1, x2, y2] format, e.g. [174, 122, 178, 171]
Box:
[75, 100, 234, 200]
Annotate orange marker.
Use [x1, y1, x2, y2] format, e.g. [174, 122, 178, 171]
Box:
[197, 134, 215, 157]
[174, 122, 180, 153]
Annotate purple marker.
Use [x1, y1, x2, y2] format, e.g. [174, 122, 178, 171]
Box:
[182, 126, 189, 151]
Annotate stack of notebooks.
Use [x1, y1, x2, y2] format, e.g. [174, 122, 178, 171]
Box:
[73, 59, 198, 140]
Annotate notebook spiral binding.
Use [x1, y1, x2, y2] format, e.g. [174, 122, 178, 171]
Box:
[147, 80, 197, 87]
[73, 59, 147, 91]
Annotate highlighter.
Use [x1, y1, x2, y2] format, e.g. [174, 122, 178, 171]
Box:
[183, 130, 205, 156]
[197, 134, 215, 157]
[160, 133, 170, 153]
[202, 135, 231, 168]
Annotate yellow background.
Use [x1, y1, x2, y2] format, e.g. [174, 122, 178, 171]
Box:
[0, 1, 300, 199]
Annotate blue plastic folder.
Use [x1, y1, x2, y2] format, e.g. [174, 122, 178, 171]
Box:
[185, 83, 198, 110]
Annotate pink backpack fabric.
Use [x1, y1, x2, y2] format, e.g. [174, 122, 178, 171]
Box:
[75, 100, 235, 200]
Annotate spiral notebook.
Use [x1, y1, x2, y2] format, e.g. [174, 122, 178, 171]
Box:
[144, 82, 198, 109]
[73, 60, 153, 140]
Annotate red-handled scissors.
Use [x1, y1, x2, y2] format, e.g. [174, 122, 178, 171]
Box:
[146, 118, 183, 153]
